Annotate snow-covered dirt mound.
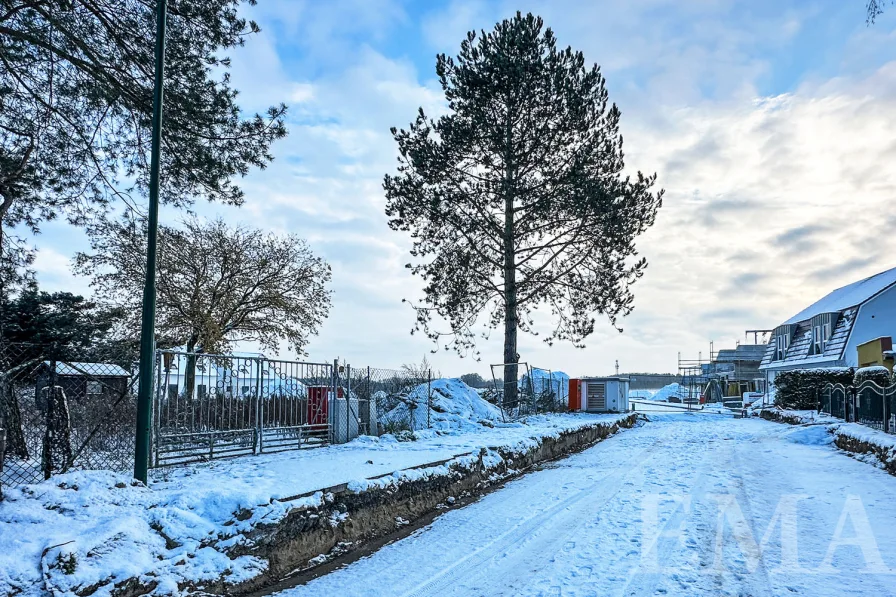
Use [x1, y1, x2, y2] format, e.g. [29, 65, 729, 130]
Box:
[628, 389, 655, 399]
[383, 378, 503, 431]
[521, 369, 570, 393]
[646, 382, 688, 402]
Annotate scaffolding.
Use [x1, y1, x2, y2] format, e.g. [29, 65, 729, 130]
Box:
[677, 348, 714, 403]
[678, 335, 768, 401]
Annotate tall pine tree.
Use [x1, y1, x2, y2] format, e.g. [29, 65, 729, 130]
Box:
[384, 13, 663, 406]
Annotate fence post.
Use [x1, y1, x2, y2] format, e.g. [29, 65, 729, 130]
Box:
[884, 387, 890, 434]
[255, 356, 263, 454]
[0, 427, 6, 500]
[153, 351, 162, 468]
[331, 359, 338, 444]
[346, 363, 351, 443]
[367, 366, 372, 436]
[427, 369, 432, 429]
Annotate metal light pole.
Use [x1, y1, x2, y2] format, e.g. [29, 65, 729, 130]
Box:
[134, 0, 168, 484]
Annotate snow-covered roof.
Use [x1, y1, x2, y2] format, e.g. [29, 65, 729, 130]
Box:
[782, 265, 896, 325]
[44, 361, 130, 377]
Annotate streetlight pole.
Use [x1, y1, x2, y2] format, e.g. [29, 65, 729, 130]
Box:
[134, 0, 168, 484]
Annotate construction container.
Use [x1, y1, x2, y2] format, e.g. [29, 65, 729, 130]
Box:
[568, 377, 630, 412]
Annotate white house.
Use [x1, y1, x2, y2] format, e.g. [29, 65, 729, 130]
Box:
[759, 266, 896, 400]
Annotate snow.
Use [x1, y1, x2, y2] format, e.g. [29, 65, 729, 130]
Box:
[634, 382, 688, 402]
[835, 422, 896, 452]
[520, 369, 570, 393]
[783, 265, 896, 324]
[856, 365, 891, 375]
[278, 413, 896, 597]
[628, 389, 656, 399]
[45, 360, 130, 376]
[382, 378, 504, 431]
[0, 411, 628, 597]
[783, 424, 835, 446]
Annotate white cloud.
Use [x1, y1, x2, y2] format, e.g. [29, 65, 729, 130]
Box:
[24, 1, 896, 379]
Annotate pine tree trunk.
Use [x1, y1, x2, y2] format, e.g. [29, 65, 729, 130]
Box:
[502, 110, 518, 410]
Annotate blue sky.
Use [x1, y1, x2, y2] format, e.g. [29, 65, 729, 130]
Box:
[26, 0, 896, 377]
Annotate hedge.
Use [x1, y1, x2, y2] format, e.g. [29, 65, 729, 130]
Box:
[774, 367, 853, 410]
[854, 366, 892, 388]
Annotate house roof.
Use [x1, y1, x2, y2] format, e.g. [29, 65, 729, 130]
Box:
[760, 308, 856, 369]
[782, 265, 896, 325]
[44, 361, 130, 377]
[714, 345, 766, 363]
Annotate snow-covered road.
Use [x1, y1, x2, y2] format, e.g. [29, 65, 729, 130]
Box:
[277, 413, 896, 597]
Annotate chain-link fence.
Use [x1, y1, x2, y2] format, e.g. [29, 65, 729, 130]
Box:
[344, 366, 431, 436]
[527, 367, 570, 413]
[0, 342, 137, 488]
[0, 341, 441, 491]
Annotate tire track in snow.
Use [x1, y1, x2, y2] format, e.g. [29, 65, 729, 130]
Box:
[396, 421, 674, 597]
[611, 417, 726, 597]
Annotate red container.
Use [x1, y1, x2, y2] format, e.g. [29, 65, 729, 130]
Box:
[306, 386, 343, 425]
[568, 379, 581, 411]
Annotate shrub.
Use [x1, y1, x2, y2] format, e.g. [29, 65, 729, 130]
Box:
[854, 366, 892, 388]
[774, 367, 853, 410]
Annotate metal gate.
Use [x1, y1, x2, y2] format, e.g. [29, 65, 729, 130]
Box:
[152, 351, 336, 466]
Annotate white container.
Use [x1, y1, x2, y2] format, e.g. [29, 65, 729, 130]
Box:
[577, 377, 630, 412]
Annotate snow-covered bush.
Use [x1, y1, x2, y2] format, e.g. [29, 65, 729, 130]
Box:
[774, 368, 853, 410]
[854, 366, 892, 388]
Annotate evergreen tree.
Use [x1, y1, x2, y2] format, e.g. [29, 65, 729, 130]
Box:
[868, 0, 892, 23]
[0, 286, 126, 364]
[384, 13, 663, 406]
[0, 0, 288, 295]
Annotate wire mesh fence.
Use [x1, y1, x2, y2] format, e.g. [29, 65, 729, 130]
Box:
[488, 363, 570, 421]
[344, 366, 432, 436]
[0, 342, 137, 488]
[821, 381, 896, 432]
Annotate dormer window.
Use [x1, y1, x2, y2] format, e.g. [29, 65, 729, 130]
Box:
[808, 313, 838, 356]
[775, 334, 790, 360]
[772, 323, 797, 361]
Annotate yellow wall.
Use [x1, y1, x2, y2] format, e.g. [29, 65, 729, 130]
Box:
[857, 337, 894, 373]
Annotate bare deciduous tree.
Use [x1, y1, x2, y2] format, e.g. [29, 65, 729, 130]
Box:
[75, 216, 332, 391]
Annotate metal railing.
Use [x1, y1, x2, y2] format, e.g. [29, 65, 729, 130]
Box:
[152, 350, 337, 466]
[821, 381, 896, 433]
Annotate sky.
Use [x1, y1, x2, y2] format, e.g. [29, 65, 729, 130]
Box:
[22, 0, 896, 378]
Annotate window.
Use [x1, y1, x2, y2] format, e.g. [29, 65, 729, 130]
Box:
[775, 334, 790, 361]
[813, 326, 822, 355]
[823, 322, 831, 349]
[86, 381, 103, 395]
